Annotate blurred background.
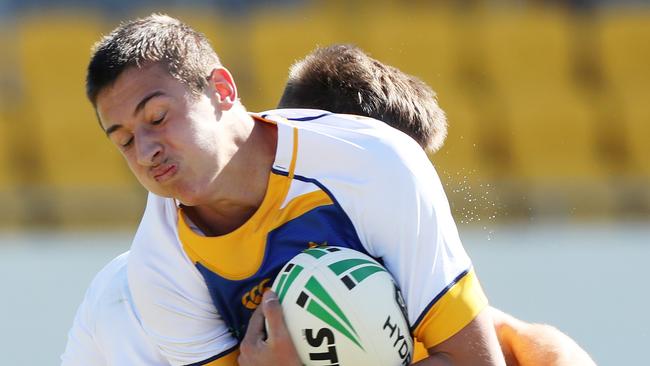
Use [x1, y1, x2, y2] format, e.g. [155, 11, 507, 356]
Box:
[0, 0, 648, 364]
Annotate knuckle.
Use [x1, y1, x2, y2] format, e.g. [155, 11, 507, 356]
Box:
[239, 339, 253, 354]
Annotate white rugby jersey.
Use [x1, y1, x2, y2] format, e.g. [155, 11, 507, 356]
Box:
[128, 109, 488, 366]
[61, 252, 167, 366]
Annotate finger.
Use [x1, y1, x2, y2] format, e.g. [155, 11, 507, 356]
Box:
[262, 290, 290, 341]
[243, 302, 266, 345]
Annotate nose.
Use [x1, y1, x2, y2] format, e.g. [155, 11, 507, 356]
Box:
[135, 132, 163, 166]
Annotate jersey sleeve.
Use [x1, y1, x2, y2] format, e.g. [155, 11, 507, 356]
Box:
[61, 285, 106, 366]
[338, 133, 488, 349]
[128, 194, 238, 366]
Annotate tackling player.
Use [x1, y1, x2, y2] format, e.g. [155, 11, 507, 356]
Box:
[85, 13, 503, 366]
[277, 44, 447, 154]
[275, 43, 596, 366]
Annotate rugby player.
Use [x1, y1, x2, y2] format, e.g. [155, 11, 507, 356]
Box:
[85, 13, 503, 366]
[63, 15, 592, 365]
[62, 41, 453, 366]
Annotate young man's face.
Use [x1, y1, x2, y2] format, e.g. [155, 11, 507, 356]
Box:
[95, 63, 231, 206]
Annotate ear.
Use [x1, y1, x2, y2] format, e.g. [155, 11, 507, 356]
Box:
[207, 67, 238, 111]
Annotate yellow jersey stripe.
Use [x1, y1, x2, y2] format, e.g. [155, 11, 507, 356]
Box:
[288, 127, 298, 180]
[276, 190, 333, 225]
[199, 347, 239, 366]
[177, 173, 289, 280]
[413, 269, 488, 348]
[179, 187, 334, 280]
[412, 341, 429, 362]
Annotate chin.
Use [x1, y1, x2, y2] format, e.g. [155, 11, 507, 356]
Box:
[172, 187, 208, 207]
[141, 183, 173, 199]
[146, 179, 211, 206]
[175, 197, 199, 207]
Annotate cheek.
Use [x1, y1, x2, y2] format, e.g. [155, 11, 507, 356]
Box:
[123, 155, 147, 179]
[174, 126, 219, 161]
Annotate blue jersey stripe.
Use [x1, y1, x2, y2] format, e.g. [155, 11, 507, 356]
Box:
[270, 171, 366, 259]
[286, 112, 332, 121]
[261, 112, 332, 121]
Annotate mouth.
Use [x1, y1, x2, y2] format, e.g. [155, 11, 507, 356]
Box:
[152, 164, 178, 182]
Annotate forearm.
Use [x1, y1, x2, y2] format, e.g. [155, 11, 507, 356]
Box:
[509, 323, 595, 366]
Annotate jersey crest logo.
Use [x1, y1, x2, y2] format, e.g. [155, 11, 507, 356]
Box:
[308, 241, 328, 249]
[241, 278, 271, 310]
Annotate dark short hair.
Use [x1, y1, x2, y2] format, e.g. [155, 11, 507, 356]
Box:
[86, 14, 220, 106]
[278, 44, 447, 152]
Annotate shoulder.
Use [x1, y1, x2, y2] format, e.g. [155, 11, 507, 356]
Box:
[84, 252, 130, 311]
[63, 251, 172, 366]
[261, 108, 432, 180]
[261, 108, 413, 147]
[74, 251, 131, 336]
[60, 252, 130, 366]
[259, 108, 446, 222]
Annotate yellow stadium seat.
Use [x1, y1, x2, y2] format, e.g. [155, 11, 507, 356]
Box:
[483, 9, 574, 92]
[508, 88, 603, 181]
[245, 3, 356, 110]
[620, 87, 650, 178]
[601, 11, 650, 87]
[0, 30, 17, 192]
[0, 29, 26, 227]
[481, 9, 604, 182]
[0, 109, 20, 227]
[245, 2, 457, 110]
[600, 12, 650, 178]
[17, 14, 144, 227]
[18, 14, 132, 188]
[432, 85, 489, 177]
[0, 105, 12, 192]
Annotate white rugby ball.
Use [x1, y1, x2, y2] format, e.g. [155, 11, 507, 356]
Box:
[271, 246, 413, 366]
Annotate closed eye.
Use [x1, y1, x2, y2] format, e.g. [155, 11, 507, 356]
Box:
[152, 113, 166, 125]
[121, 137, 134, 148]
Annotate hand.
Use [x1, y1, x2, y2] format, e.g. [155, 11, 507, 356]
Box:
[238, 290, 302, 366]
[490, 307, 596, 366]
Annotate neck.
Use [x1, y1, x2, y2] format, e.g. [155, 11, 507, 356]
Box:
[183, 116, 278, 236]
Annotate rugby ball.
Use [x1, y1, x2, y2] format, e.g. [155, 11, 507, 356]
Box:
[271, 246, 413, 366]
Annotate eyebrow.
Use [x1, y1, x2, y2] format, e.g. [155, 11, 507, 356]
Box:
[104, 90, 166, 137]
[105, 124, 122, 137]
[134, 90, 165, 117]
